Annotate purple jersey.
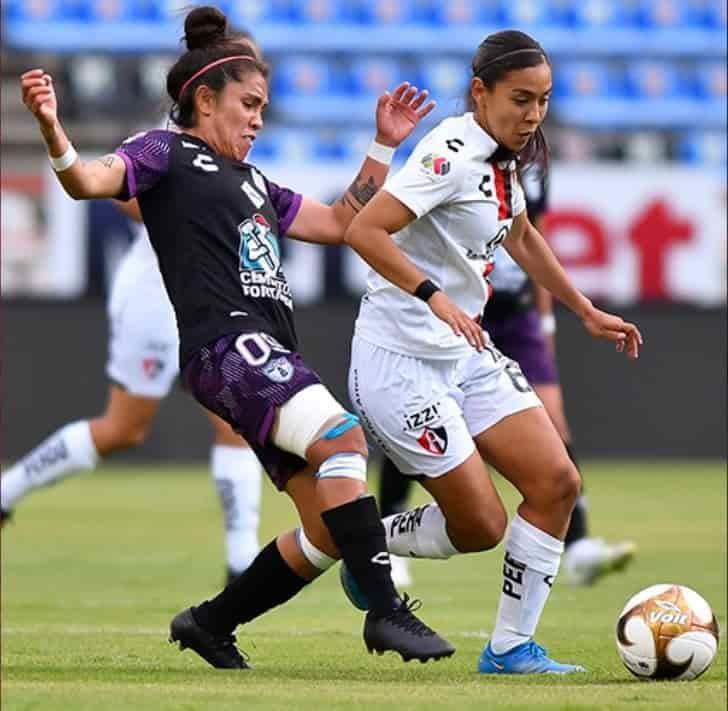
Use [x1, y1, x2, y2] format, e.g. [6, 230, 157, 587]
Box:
[115, 129, 302, 367]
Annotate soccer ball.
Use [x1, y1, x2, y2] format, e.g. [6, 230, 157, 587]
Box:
[615, 584, 719, 680]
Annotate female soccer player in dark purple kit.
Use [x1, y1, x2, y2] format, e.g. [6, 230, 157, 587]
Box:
[20, 6, 450, 669]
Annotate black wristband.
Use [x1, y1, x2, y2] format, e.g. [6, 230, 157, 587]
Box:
[414, 279, 440, 302]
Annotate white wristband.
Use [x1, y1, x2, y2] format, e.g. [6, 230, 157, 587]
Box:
[540, 314, 557, 335]
[367, 139, 395, 165]
[49, 144, 78, 172]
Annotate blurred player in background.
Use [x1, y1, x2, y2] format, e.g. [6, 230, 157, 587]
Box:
[1, 30, 265, 584]
[378, 162, 636, 588]
[20, 4, 452, 670]
[342, 30, 642, 674]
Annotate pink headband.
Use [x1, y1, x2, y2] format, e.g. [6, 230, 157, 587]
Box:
[178, 55, 257, 102]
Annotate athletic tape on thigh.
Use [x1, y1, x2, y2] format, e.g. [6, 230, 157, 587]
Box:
[316, 452, 367, 483]
[323, 412, 360, 439]
[273, 384, 346, 458]
[296, 528, 337, 571]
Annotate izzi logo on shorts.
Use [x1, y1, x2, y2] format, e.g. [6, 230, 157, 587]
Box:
[237, 214, 293, 309]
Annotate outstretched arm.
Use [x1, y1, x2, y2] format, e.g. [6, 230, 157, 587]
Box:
[505, 211, 643, 358]
[287, 83, 435, 245]
[21, 69, 126, 200]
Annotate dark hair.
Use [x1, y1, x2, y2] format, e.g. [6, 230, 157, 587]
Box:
[166, 6, 268, 129]
[469, 30, 550, 175]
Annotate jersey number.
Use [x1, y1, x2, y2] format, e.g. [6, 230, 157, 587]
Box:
[235, 333, 290, 366]
[504, 361, 532, 393]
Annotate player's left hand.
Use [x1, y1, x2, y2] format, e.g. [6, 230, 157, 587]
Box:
[374, 82, 436, 148]
[581, 305, 643, 359]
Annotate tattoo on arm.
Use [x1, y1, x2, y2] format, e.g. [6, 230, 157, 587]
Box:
[340, 172, 379, 211]
[94, 154, 117, 169]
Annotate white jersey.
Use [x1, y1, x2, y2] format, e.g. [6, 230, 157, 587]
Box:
[355, 112, 526, 360]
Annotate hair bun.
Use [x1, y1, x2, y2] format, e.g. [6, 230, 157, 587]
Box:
[184, 6, 227, 51]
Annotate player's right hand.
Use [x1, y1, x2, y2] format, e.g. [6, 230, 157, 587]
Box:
[427, 291, 486, 351]
[21, 69, 58, 134]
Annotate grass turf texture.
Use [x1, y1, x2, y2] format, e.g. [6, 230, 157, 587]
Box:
[1, 461, 725, 710]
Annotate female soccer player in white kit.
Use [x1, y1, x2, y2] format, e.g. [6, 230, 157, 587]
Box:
[342, 30, 642, 674]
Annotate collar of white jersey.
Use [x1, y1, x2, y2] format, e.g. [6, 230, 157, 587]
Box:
[464, 112, 518, 166]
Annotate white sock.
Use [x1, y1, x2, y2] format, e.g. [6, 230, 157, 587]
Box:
[1, 420, 98, 512]
[490, 514, 564, 654]
[211, 445, 262, 574]
[383, 503, 458, 559]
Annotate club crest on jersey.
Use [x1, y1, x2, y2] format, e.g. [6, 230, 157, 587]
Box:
[142, 357, 165, 379]
[238, 214, 281, 277]
[421, 153, 451, 176]
[261, 356, 294, 383]
[416, 426, 448, 455]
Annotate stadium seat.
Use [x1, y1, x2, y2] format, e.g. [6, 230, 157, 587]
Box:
[6, 0, 86, 21]
[553, 61, 619, 99]
[429, 0, 499, 26]
[228, 0, 287, 25]
[272, 55, 343, 97]
[636, 0, 702, 29]
[677, 131, 727, 164]
[418, 58, 469, 101]
[570, 0, 637, 28]
[353, 0, 418, 25]
[348, 57, 409, 96]
[624, 62, 684, 99]
[288, 0, 353, 24]
[693, 62, 727, 99]
[499, 0, 557, 28]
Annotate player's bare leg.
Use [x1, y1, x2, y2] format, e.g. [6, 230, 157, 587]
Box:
[1, 385, 158, 520]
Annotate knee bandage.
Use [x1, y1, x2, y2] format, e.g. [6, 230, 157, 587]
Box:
[317, 452, 367, 483]
[273, 384, 348, 458]
[296, 528, 337, 571]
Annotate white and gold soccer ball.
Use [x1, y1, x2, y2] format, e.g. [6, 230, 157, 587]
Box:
[616, 584, 719, 680]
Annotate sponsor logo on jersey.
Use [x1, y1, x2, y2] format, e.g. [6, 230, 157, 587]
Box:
[421, 153, 451, 176]
[237, 215, 293, 308]
[261, 356, 294, 383]
[142, 357, 165, 379]
[416, 426, 448, 455]
[192, 153, 219, 172]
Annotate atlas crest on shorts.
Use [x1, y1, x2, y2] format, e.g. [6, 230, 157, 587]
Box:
[238, 214, 281, 277]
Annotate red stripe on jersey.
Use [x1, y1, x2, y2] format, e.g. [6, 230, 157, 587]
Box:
[493, 165, 513, 221]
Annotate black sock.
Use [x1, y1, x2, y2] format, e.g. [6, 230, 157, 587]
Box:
[564, 443, 588, 546]
[321, 495, 399, 616]
[192, 540, 308, 635]
[379, 457, 414, 518]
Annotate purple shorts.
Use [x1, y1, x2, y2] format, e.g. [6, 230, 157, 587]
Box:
[183, 332, 321, 490]
[484, 309, 559, 386]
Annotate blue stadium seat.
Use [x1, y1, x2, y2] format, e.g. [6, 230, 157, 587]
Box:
[353, 0, 419, 25]
[570, 0, 637, 28]
[553, 62, 619, 99]
[252, 127, 316, 162]
[430, 0, 499, 26]
[500, 0, 557, 28]
[6, 0, 86, 21]
[348, 57, 408, 96]
[272, 56, 343, 96]
[678, 131, 727, 164]
[703, 0, 727, 28]
[418, 58, 469, 100]
[228, 0, 288, 25]
[625, 62, 684, 99]
[693, 62, 727, 99]
[636, 0, 702, 29]
[288, 0, 353, 24]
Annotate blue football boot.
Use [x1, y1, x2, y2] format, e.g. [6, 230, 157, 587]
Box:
[478, 640, 586, 674]
[339, 561, 371, 610]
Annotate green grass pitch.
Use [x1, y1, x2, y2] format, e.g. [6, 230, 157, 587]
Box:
[2, 460, 725, 710]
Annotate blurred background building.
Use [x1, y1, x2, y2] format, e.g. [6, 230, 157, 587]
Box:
[2, 0, 726, 459]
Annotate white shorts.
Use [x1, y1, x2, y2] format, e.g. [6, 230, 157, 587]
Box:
[106, 254, 179, 399]
[348, 335, 542, 478]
